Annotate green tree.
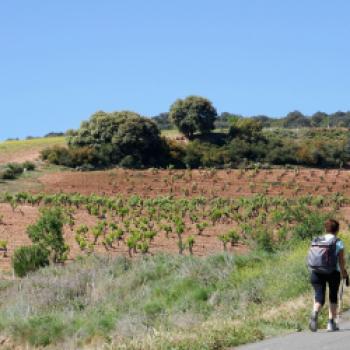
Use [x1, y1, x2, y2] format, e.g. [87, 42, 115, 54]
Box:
[67, 111, 167, 167]
[282, 111, 311, 128]
[27, 207, 69, 263]
[310, 111, 329, 128]
[169, 96, 217, 139]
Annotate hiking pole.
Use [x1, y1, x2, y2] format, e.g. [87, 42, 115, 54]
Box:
[337, 278, 346, 325]
[337, 279, 344, 324]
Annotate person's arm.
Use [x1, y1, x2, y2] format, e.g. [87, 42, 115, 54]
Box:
[339, 249, 348, 278]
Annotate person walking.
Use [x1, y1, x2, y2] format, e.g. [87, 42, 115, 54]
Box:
[308, 219, 348, 332]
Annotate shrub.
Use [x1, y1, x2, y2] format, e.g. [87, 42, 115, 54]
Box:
[40, 146, 72, 165]
[119, 155, 142, 169]
[0, 168, 17, 180]
[12, 245, 49, 277]
[22, 161, 36, 171]
[292, 211, 331, 240]
[0, 163, 25, 180]
[41, 146, 97, 168]
[6, 163, 24, 175]
[0, 162, 36, 180]
[254, 229, 275, 252]
[11, 314, 64, 346]
[228, 118, 265, 143]
[27, 207, 69, 263]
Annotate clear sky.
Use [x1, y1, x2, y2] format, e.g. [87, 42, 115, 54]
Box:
[1, 0, 350, 140]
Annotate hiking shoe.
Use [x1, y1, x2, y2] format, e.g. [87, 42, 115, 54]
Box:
[327, 319, 339, 332]
[309, 311, 318, 332]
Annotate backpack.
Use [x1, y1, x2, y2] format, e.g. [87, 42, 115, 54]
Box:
[307, 236, 339, 274]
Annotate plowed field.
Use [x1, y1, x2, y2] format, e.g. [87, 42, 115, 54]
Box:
[39, 168, 350, 197]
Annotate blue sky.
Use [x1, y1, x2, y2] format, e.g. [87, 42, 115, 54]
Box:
[1, 0, 350, 140]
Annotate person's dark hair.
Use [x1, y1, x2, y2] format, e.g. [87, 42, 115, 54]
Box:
[325, 219, 339, 234]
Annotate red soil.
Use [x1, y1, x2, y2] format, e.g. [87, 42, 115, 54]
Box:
[2, 167, 350, 272]
[0, 203, 246, 272]
[39, 168, 350, 198]
[0, 149, 40, 165]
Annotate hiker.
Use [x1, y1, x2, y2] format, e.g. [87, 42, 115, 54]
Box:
[308, 219, 348, 332]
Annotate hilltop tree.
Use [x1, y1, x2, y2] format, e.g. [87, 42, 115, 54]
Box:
[311, 112, 329, 128]
[68, 111, 167, 167]
[169, 96, 217, 139]
[282, 111, 311, 128]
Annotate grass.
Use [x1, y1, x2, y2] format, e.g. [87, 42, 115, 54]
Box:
[0, 164, 65, 194]
[1, 238, 348, 350]
[0, 137, 67, 193]
[161, 129, 181, 137]
[0, 137, 65, 156]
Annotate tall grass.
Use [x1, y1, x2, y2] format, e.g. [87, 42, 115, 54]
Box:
[0, 239, 338, 349]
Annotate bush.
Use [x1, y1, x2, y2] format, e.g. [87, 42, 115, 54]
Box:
[22, 161, 36, 171]
[0, 168, 17, 180]
[12, 245, 49, 277]
[41, 146, 97, 168]
[41, 146, 70, 165]
[119, 155, 142, 169]
[292, 211, 331, 240]
[0, 162, 36, 180]
[11, 314, 64, 346]
[6, 163, 24, 175]
[27, 207, 69, 263]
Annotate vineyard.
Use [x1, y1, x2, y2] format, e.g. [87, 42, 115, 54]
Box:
[0, 189, 349, 271]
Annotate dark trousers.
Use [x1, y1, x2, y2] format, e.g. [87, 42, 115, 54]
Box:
[310, 270, 341, 305]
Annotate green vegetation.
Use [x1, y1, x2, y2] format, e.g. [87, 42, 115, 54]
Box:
[169, 96, 217, 139]
[12, 207, 68, 277]
[12, 245, 49, 277]
[154, 109, 350, 130]
[0, 162, 36, 180]
[3, 192, 345, 260]
[1, 239, 349, 349]
[27, 207, 69, 264]
[42, 111, 169, 169]
[39, 97, 350, 170]
[0, 136, 65, 158]
[1, 191, 350, 348]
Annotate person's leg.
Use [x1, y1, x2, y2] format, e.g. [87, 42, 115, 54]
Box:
[327, 271, 341, 330]
[310, 272, 326, 331]
[329, 303, 337, 320]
